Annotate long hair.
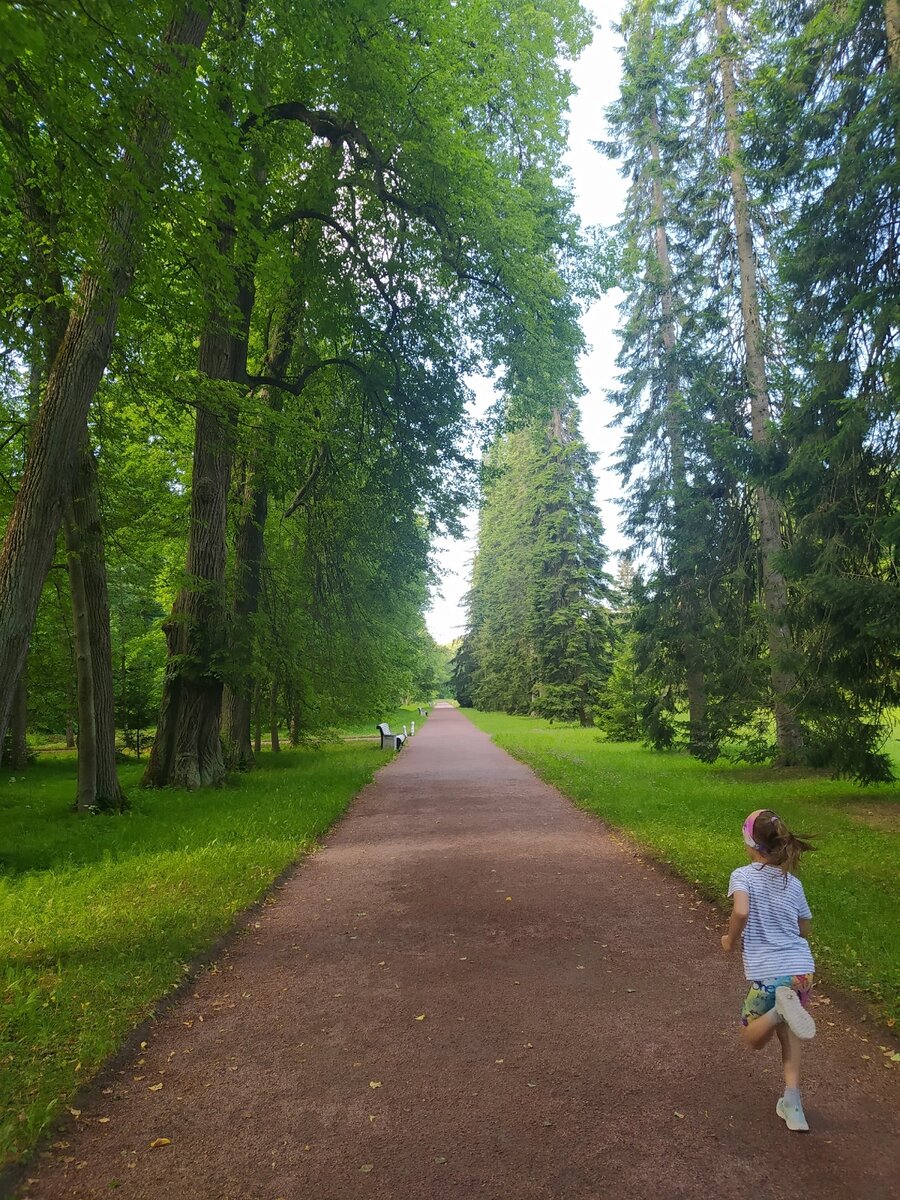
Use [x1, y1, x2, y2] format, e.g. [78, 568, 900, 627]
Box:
[752, 810, 815, 875]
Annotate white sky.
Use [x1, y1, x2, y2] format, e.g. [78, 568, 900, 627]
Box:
[426, 1, 627, 645]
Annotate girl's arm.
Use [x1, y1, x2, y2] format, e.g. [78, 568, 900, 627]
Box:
[721, 890, 749, 952]
[798, 917, 812, 938]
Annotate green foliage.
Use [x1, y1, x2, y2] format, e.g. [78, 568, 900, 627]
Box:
[0, 743, 390, 1166]
[457, 403, 612, 722]
[465, 708, 900, 1025]
[601, 0, 900, 779]
[1, 0, 597, 767]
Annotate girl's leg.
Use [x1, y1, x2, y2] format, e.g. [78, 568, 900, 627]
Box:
[775, 1025, 809, 1130]
[776, 1024, 801, 1091]
[739, 1007, 781, 1050]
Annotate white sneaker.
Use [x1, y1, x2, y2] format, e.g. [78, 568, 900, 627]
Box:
[776, 1096, 809, 1132]
[775, 986, 816, 1039]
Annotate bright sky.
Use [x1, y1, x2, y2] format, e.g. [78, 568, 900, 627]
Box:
[426, 0, 628, 645]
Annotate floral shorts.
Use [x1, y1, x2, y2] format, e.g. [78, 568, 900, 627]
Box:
[741, 974, 814, 1026]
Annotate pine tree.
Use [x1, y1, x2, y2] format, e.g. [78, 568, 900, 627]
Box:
[605, 0, 762, 757]
[529, 405, 613, 725]
[751, 0, 900, 779]
[458, 403, 611, 722]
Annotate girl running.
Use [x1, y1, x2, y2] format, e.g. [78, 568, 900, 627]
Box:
[721, 808, 816, 1132]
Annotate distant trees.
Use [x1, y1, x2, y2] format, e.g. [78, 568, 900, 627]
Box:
[456, 402, 612, 723]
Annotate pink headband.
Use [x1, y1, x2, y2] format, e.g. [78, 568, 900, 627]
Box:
[742, 809, 773, 850]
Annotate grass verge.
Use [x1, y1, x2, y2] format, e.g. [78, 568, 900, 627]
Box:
[0, 741, 391, 1167]
[463, 709, 900, 1028]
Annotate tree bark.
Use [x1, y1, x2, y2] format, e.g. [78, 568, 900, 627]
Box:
[0, 4, 211, 759]
[253, 680, 262, 755]
[887, 0, 900, 69]
[289, 705, 302, 747]
[6, 675, 28, 768]
[144, 233, 255, 788]
[715, 1, 804, 760]
[72, 441, 127, 810]
[64, 502, 97, 812]
[222, 301, 300, 767]
[143, 394, 239, 789]
[269, 679, 280, 753]
[648, 101, 709, 755]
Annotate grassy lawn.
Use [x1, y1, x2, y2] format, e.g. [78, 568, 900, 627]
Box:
[335, 704, 428, 738]
[0, 737, 395, 1167]
[464, 710, 900, 1028]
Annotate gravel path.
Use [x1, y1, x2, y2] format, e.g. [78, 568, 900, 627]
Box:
[16, 705, 899, 1199]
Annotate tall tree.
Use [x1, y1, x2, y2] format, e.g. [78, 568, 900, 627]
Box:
[0, 3, 212, 757]
[458, 403, 611, 721]
[713, 0, 804, 761]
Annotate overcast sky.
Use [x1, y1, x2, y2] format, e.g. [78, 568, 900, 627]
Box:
[426, 1, 627, 645]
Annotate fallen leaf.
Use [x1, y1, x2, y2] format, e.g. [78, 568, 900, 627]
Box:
[891, 1053, 900, 1063]
[495, 1059, 504, 1064]
[415, 1014, 426, 1021]
[542, 1120, 554, 1127]
[369, 1081, 382, 1089]
[359, 1164, 373, 1173]
[149, 1138, 171, 1149]
[674, 1112, 685, 1119]
[97, 1117, 110, 1124]
[148, 1083, 163, 1092]
[433, 1155, 447, 1164]
[68, 1108, 81, 1120]
[505, 897, 512, 901]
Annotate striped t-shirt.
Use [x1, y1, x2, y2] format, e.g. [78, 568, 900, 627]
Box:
[728, 863, 814, 981]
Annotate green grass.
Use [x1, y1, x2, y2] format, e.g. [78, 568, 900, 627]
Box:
[0, 741, 392, 1167]
[335, 703, 428, 738]
[464, 710, 900, 1027]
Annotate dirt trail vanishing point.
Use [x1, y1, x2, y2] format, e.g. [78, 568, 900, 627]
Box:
[15, 705, 899, 1200]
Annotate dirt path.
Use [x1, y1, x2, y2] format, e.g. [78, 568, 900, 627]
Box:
[17, 706, 899, 1200]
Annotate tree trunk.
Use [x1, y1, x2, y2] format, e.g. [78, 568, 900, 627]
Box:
[290, 706, 302, 747]
[64, 503, 97, 812]
[222, 292, 302, 766]
[649, 101, 709, 755]
[72, 440, 127, 810]
[66, 717, 75, 750]
[715, 1, 804, 760]
[6, 674, 28, 768]
[253, 681, 262, 755]
[269, 679, 280, 752]
[221, 466, 268, 770]
[143, 398, 239, 790]
[0, 5, 212, 760]
[887, 0, 900, 69]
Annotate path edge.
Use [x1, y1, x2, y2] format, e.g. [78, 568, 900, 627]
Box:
[0, 766, 387, 1200]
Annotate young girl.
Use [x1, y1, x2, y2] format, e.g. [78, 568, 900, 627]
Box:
[721, 808, 816, 1132]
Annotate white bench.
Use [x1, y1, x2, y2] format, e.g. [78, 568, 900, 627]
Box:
[377, 722, 407, 750]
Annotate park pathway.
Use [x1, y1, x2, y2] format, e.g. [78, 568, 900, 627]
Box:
[19, 706, 899, 1200]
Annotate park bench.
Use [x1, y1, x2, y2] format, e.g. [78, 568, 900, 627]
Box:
[377, 722, 407, 750]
